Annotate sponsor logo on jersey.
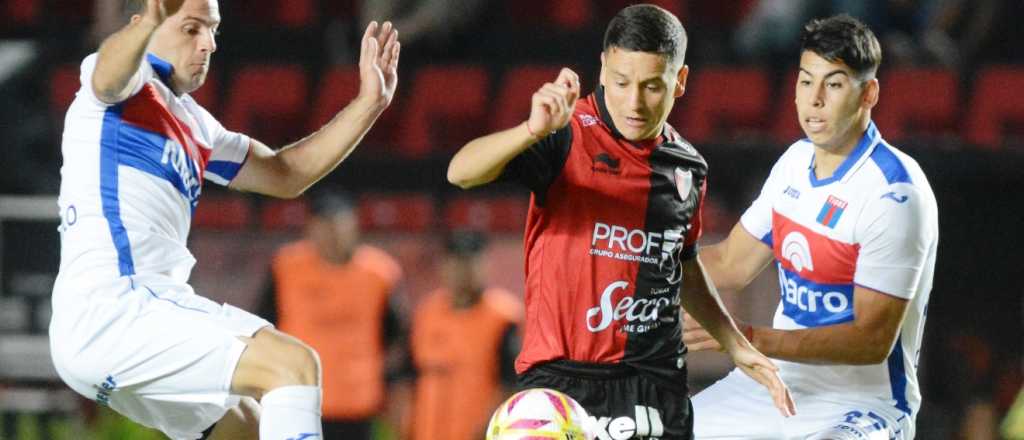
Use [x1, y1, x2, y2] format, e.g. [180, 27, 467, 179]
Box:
[94, 375, 117, 406]
[585, 281, 675, 333]
[778, 268, 854, 326]
[783, 185, 801, 199]
[580, 113, 600, 127]
[881, 191, 908, 203]
[587, 405, 665, 440]
[780, 231, 814, 273]
[160, 138, 202, 207]
[590, 222, 687, 282]
[816, 195, 848, 228]
[592, 152, 622, 174]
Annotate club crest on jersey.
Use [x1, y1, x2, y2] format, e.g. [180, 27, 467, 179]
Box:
[674, 168, 693, 201]
[816, 195, 847, 229]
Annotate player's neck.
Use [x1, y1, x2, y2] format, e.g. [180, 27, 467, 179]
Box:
[812, 117, 869, 180]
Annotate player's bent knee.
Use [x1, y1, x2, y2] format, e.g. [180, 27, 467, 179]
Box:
[206, 397, 260, 440]
[232, 327, 321, 398]
[804, 423, 891, 440]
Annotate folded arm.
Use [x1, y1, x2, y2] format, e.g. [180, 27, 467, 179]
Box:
[447, 68, 580, 189]
[91, 0, 180, 103]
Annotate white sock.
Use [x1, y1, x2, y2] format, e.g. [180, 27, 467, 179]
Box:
[259, 385, 322, 440]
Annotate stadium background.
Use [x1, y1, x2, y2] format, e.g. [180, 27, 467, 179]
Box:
[0, 0, 1021, 438]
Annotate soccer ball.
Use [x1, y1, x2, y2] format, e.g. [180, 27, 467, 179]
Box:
[486, 388, 595, 440]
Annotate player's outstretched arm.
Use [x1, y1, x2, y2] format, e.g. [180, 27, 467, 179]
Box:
[680, 256, 796, 417]
[700, 223, 775, 292]
[92, 0, 183, 103]
[447, 68, 580, 189]
[683, 222, 773, 352]
[229, 21, 400, 198]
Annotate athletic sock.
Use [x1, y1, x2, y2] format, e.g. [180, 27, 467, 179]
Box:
[259, 385, 322, 439]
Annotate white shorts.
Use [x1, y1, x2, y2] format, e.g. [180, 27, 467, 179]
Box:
[49, 275, 271, 440]
[692, 369, 914, 440]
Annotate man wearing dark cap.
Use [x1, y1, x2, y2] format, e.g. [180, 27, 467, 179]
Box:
[259, 188, 406, 440]
[407, 231, 523, 440]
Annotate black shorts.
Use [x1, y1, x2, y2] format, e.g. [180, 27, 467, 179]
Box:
[518, 360, 693, 440]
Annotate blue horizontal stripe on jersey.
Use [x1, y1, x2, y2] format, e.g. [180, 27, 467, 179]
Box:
[777, 266, 855, 327]
[206, 160, 243, 182]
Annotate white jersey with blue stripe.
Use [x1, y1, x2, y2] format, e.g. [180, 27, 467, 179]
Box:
[739, 122, 938, 420]
[54, 53, 250, 293]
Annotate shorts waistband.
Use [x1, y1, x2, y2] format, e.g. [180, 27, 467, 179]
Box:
[531, 360, 638, 379]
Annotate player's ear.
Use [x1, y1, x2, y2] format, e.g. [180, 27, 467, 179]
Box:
[599, 51, 607, 88]
[862, 77, 879, 110]
[674, 64, 689, 98]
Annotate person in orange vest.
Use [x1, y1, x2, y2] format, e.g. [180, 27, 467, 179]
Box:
[258, 189, 405, 440]
[408, 230, 523, 440]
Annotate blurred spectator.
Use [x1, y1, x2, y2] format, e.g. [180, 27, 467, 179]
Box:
[258, 189, 406, 440]
[918, 0, 999, 69]
[360, 0, 485, 48]
[733, 0, 815, 64]
[407, 231, 522, 440]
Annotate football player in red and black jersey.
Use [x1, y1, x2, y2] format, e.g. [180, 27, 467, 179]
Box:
[447, 4, 796, 439]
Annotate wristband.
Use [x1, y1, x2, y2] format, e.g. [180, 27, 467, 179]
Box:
[742, 324, 754, 342]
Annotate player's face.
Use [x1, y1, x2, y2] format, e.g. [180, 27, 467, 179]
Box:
[794, 51, 878, 152]
[600, 47, 688, 142]
[150, 0, 220, 94]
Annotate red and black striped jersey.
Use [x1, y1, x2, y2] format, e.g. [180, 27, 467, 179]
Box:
[503, 87, 708, 387]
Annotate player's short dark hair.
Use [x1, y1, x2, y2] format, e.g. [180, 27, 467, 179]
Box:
[308, 188, 356, 219]
[123, 0, 146, 18]
[800, 14, 882, 81]
[603, 4, 687, 66]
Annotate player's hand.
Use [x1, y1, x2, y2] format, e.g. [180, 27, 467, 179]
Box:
[526, 68, 581, 138]
[682, 311, 724, 352]
[729, 345, 797, 417]
[141, 0, 184, 26]
[358, 21, 400, 108]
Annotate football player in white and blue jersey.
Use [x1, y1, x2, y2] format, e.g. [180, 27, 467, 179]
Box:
[48, 0, 400, 439]
[685, 15, 938, 440]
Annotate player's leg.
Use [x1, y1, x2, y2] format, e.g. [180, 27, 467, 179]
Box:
[692, 368, 786, 439]
[802, 407, 911, 440]
[230, 326, 323, 439]
[203, 397, 260, 440]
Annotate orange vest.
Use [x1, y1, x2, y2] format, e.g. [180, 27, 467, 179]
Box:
[272, 241, 401, 420]
[410, 288, 523, 440]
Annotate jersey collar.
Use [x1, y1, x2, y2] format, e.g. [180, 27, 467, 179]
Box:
[145, 53, 175, 89]
[808, 121, 881, 187]
[593, 85, 664, 150]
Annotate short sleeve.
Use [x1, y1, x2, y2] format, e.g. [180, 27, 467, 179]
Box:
[739, 153, 789, 248]
[680, 177, 708, 261]
[192, 103, 251, 186]
[77, 53, 149, 107]
[500, 126, 572, 201]
[853, 184, 938, 299]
